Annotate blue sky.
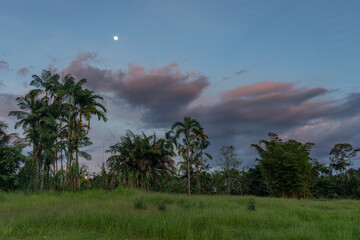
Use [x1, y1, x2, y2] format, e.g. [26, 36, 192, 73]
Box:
[1, 0, 360, 171]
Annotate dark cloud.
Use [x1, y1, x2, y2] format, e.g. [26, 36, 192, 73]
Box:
[190, 81, 332, 137]
[61, 53, 209, 127]
[17, 67, 30, 76]
[0, 60, 10, 71]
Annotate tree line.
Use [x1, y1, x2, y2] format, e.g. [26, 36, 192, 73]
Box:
[1, 70, 360, 199]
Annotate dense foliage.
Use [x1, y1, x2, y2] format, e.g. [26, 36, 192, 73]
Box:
[251, 133, 315, 198]
[0, 146, 26, 191]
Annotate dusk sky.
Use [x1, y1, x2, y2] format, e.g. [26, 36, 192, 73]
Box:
[1, 0, 360, 171]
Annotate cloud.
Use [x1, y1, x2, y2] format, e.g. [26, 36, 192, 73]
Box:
[0, 93, 19, 119]
[0, 60, 10, 71]
[282, 117, 360, 164]
[61, 53, 209, 127]
[191, 81, 333, 138]
[17, 67, 30, 76]
[235, 70, 248, 75]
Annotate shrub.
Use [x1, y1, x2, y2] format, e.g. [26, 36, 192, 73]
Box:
[198, 201, 205, 209]
[247, 198, 256, 211]
[133, 198, 146, 210]
[156, 200, 166, 211]
[181, 201, 196, 209]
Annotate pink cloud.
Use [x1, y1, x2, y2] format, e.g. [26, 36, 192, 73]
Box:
[17, 67, 30, 76]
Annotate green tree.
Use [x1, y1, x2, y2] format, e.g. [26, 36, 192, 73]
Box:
[106, 131, 176, 190]
[73, 89, 107, 166]
[0, 121, 17, 147]
[170, 116, 205, 195]
[217, 145, 242, 195]
[9, 93, 45, 191]
[251, 132, 315, 198]
[329, 143, 360, 180]
[0, 146, 27, 191]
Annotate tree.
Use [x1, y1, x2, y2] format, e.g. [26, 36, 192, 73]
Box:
[0, 121, 17, 147]
[217, 145, 242, 195]
[329, 143, 360, 180]
[170, 116, 205, 195]
[9, 93, 45, 191]
[106, 130, 176, 190]
[73, 89, 107, 166]
[0, 146, 27, 191]
[251, 132, 315, 198]
[8, 69, 106, 191]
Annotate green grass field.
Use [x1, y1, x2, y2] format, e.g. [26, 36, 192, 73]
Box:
[0, 189, 359, 240]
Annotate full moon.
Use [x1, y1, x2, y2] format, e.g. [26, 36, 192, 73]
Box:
[113, 36, 118, 41]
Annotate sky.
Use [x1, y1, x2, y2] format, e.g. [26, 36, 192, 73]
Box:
[1, 0, 360, 171]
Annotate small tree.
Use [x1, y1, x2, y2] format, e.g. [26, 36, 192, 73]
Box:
[217, 145, 242, 195]
[329, 143, 360, 180]
[0, 146, 27, 191]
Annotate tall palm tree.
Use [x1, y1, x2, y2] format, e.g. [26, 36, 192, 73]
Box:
[170, 116, 204, 195]
[9, 93, 45, 191]
[73, 89, 107, 166]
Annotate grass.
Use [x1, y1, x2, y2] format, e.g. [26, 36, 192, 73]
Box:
[0, 188, 360, 239]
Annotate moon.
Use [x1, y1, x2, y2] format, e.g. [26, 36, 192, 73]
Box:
[113, 36, 118, 41]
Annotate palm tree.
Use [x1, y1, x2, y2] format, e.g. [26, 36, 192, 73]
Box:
[191, 134, 212, 193]
[106, 130, 176, 190]
[0, 121, 17, 146]
[170, 116, 205, 195]
[73, 89, 107, 166]
[9, 93, 45, 191]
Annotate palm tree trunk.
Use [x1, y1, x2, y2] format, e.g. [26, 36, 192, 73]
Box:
[187, 148, 191, 195]
[41, 153, 45, 191]
[55, 139, 58, 172]
[76, 112, 82, 166]
[346, 170, 350, 181]
[32, 143, 37, 191]
[68, 95, 72, 167]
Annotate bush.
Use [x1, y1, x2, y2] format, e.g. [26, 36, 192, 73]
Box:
[156, 200, 166, 211]
[180, 200, 196, 209]
[247, 198, 256, 211]
[133, 198, 146, 210]
[198, 201, 205, 209]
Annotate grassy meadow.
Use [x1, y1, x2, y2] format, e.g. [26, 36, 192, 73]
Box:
[0, 189, 359, 240]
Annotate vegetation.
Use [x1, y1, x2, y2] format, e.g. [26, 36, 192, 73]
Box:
[3, 69, 360, 238]
[252, 133, 315, 198]
[217, 145, 242, 195]
[1, 189, 360, 240]
[169, 116, 210, 195]
[8, 70, 107, 192]
[0, 146, 26, 191]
